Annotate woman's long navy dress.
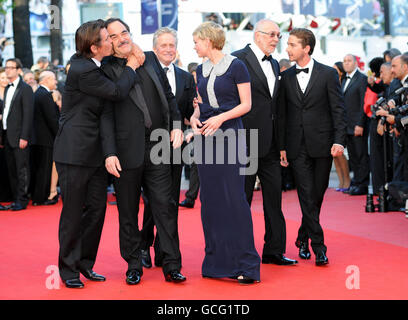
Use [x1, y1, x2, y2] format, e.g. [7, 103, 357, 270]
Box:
[195, 55, 260, 281]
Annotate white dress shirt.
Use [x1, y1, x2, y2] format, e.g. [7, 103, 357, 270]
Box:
[249, 42, 276, 97]
[343, 67, 358, 92]
[91, 58, 101, 68]
[295, 58, 314, 93]
[160, 62, 176, 96]
[2, 77, 20, 130]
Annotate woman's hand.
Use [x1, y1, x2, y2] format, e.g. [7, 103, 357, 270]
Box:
[201, 114, 225, 136]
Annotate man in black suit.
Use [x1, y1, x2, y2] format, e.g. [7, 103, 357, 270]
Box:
[0, 58, 34, 211]
[102, 18, 186, 284]
[232, 19, 297, 266]
[342, 54, 369, 195]
[31, 71, 60, 205]
[278, 28, 346, 266]
[140, 27, 196, 269]
[53, 20, 140, 288]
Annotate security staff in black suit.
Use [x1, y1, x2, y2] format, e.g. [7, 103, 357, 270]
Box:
[0, 58, 34, 211]
[31, 71, 60, 205]
[232, 19, 297, 266]
[140, 27, 196, 269]
[53, 20, 140, 289]
[342, 54, 369, 195]
[102, 18, 186, 284]
[278, 28, 346, 266]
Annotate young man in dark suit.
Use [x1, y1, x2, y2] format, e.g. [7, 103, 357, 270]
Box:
[278, 28, 347, 266]
[342, 54, 369, 195]
[102, 19, 186, 285]
[31, 71, 60, 205]
[232, 19, 297, 266]
[140, 27, 196, 269]
[0, 58, 34, 211]
[53, 20, 140, 288]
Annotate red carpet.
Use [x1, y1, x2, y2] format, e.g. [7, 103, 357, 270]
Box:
[0, 189, 407, 300]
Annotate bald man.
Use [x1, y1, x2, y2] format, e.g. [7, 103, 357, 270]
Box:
[342, 54, 369, 196]
[31, 71, 60, 205]
[232, 19, 297, 266]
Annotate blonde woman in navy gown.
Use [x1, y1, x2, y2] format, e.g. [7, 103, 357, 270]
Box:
[190, 21, 260, 284]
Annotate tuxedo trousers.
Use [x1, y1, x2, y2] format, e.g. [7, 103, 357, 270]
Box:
[244, 144, 286, 256]
[290, 142, 332, 254]
[185, 162, 200, 201]
[347, 132, 370, 188]
[140, 160, 182, 265]
[115, 140, 181, 275]
[56, 163, 107, 281]
[3, 131, 30, 207]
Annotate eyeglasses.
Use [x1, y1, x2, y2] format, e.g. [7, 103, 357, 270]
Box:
[257, 30, 282, 40]
[109, 30, 131, 41]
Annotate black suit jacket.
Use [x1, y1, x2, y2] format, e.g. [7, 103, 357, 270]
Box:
[278, 60, 347, 159]
[2, 77, 34, 148]
[341, 70, 368, 134]
[232, 44, 280, 158]
[174, 64, 196, 131]
[32, 86, 60, 147]
[53, 54, 137, 167]
[101, 52, 182, 169]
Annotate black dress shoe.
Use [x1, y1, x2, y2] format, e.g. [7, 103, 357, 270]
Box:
[179, 199, 195, 208]
[10, 202, 26, 211]
[262, 254, 298, 265]
[126, 270, 142, 285]
[80, 269, 106, 281]
[165, 270, 186, 283]
[348, 186, 368, 196]
[237, 275, 259, 284]
[315, 252, 329, 266]
[0, 204, 10, 210]
[141, 249, 152, 268]
[64, 278, 84, 288]
[295, 240, 311, 260]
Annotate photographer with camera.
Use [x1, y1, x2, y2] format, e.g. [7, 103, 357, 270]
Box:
[376, 54, 408, 182]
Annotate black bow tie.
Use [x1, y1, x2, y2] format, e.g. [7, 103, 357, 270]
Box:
[346, 76, 351, 80]
[296, 68, 309, 74]
[262, 55, 272, 62]
[7, 83, 14, 87]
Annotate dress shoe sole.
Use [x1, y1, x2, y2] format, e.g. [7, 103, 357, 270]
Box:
[262, 260, 298, 265]
[84, 277, 106, 281]
[315, 260, 329, 266]
[165, 277, 186, 283]
[126, 279, 141, 285]
[299, 254, 311, 260]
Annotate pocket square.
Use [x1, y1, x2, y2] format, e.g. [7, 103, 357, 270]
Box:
[278, 75, 282, 80]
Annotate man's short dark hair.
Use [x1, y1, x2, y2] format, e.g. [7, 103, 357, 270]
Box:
[6, 58, 23, 69]
[75, 19, 106, 59]
[104, 18, 130, 32]
[401, 53, 408, 66]
[289, 28, 316, 55]
[383, 48, 401, 60]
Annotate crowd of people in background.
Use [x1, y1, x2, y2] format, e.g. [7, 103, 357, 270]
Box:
[1, 17, 408, 289]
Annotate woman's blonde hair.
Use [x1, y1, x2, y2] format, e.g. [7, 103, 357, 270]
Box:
[193, 21, 225, 50]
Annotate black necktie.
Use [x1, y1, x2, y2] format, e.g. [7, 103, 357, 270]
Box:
[262, 55, 272, 62]
[163, 67, 169, 73]
[296, 68, 309, 74]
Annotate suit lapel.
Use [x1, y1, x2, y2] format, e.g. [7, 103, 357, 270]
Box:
[343, 71, 359, 95]
[8, 80, 22, 113]
[174, 65, 184, 103]
[288, 66, 303, 104]
[144, 61, 169, 110]
[243, 45, 270, 95]
[271, 59, 280, 97]
[303, 60, 320, 98]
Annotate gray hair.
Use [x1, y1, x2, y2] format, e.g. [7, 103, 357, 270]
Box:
[38, 70, 55, 83]
[153, 27, 178, 48]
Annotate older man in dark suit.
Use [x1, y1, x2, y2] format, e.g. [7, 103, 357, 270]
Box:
[279, 28, 346, 266]
[231, 19, 297, 266]
[342, 54, 369, 195]
[102, 18, 186, 285]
